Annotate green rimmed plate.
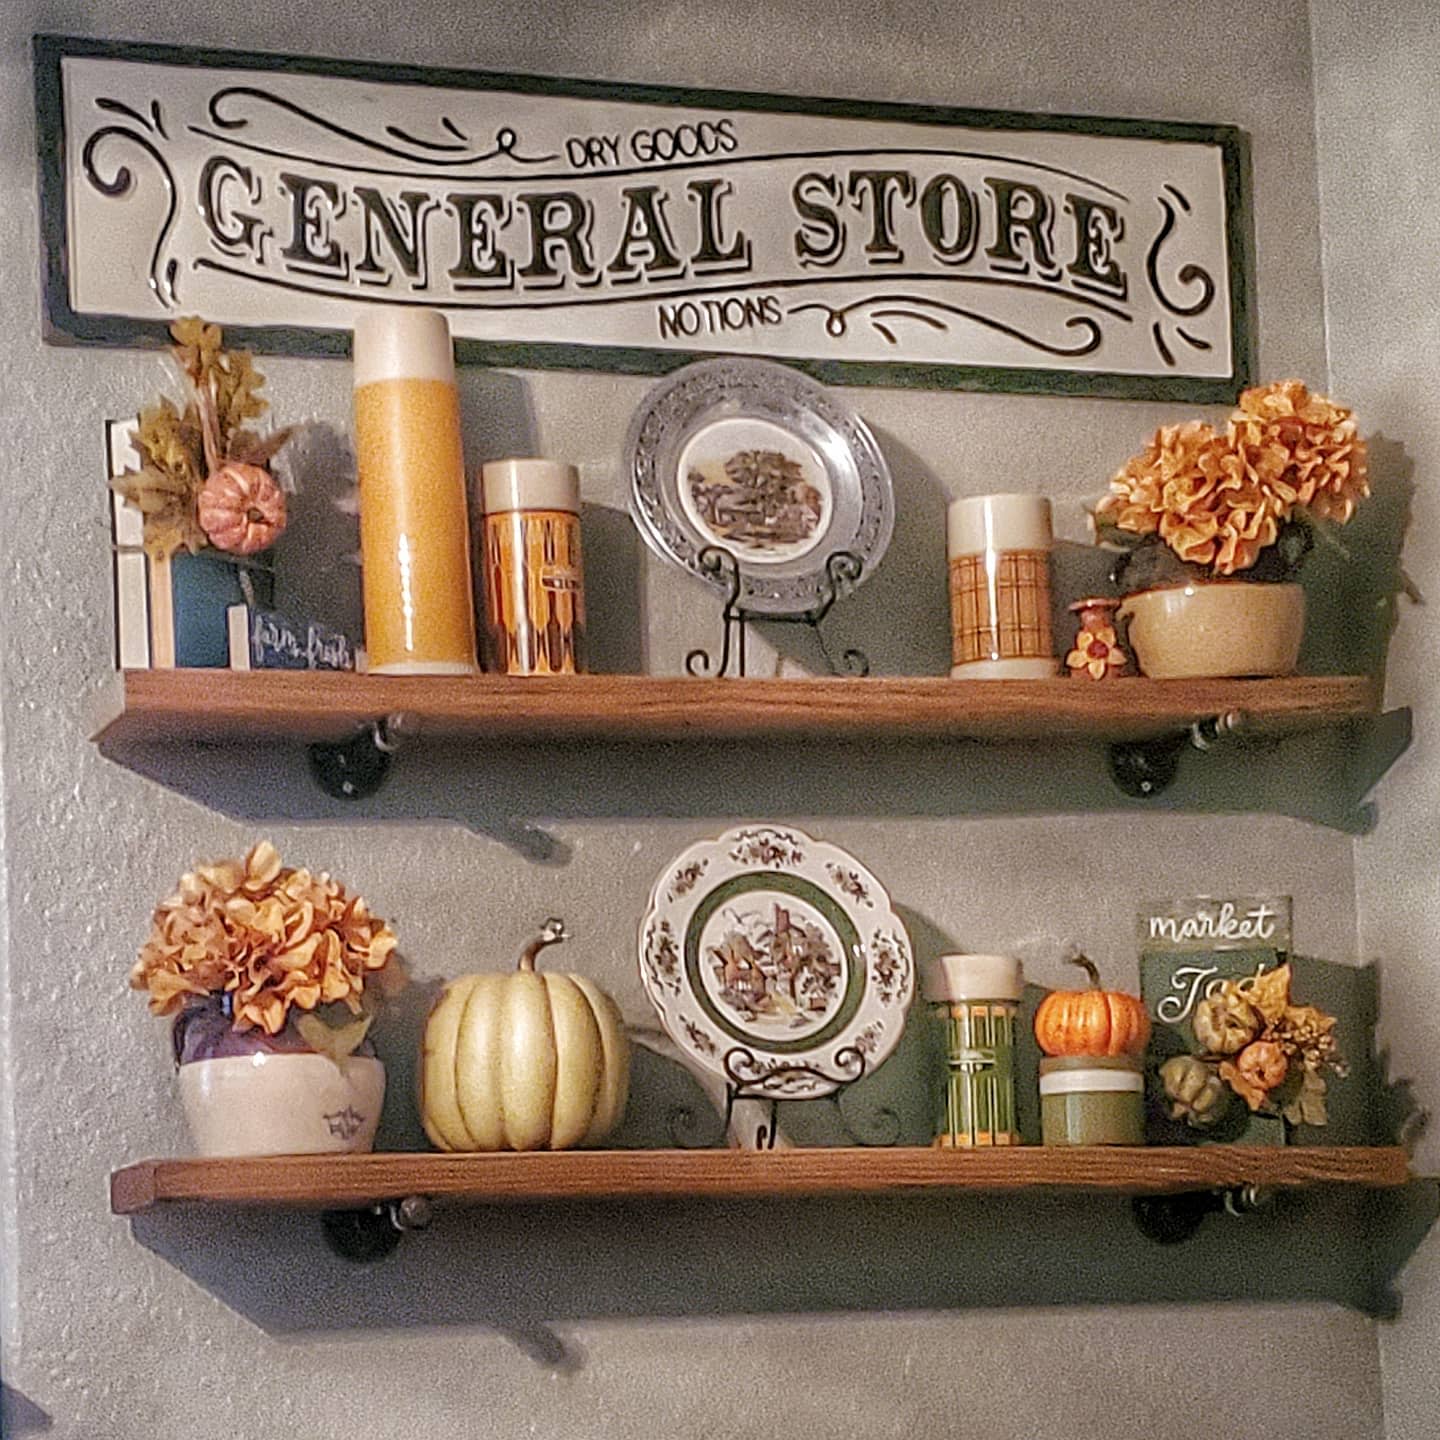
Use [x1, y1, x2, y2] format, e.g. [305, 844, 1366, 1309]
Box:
[639, 825, 913, 1098]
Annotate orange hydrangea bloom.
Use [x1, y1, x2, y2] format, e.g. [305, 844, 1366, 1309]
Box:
[1096, 381, 1368, 575]
[130, 841, 400, 1034]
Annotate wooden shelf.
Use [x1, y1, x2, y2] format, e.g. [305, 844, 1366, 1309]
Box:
[110, 1145, 1410, 1216]
[93, 669, 1380, 751]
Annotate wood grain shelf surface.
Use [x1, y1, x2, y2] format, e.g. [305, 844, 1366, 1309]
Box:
[110, 1145, 1411, 1215]
[93, 670, 1380, 750]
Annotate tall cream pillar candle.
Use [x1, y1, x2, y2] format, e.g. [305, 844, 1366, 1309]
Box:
[353, 309, 478, 674]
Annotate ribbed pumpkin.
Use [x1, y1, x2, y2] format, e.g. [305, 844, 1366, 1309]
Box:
[420, 919, 630, 1152]
[1033, 954, 1150, 1057]
[197, 461, 287, 555]
[1158, 1054, 1229, 1128]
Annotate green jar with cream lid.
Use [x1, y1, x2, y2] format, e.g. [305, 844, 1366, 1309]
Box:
[1039, 1054, 1144, 1145]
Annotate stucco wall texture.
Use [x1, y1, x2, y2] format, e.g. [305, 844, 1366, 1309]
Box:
[1312, 3, 1440, 1436]
[0, 2, 1407, 1438]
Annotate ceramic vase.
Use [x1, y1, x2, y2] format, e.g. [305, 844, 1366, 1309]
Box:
[1118, 582, 1304, 679]
[172, 1000, 385, 1157]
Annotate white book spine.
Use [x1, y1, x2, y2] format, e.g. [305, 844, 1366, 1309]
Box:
[106, 419, 150, 670]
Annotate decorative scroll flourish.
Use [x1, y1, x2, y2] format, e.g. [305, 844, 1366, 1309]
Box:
[727, 827, 806, 868]
[789, 294, 1103, 358]
[207, 87, 556, 167]
[827, 863, 875, 908]
[680, 1015, 717, 1057]
[1145, 185, 1219, 364]
[667, 859, 710, 901]
[83, 100, 180, 307]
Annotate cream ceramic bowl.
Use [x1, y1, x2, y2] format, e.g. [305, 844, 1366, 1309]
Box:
[1119, 582, 1304, 679]
[178, 1053, 385, 1157]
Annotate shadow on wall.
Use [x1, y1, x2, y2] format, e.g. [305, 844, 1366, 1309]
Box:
[1300, 434, 1415, 680]
[0, 1384, 54, 1436]
[100, 416, 1416, 840]
[125, 1181, 1439, 1366]
[104, 718, 1410, 859]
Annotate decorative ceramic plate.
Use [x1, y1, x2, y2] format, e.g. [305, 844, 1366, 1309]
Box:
[626, 359, 895, 616]
[638, 825, 914, 1098]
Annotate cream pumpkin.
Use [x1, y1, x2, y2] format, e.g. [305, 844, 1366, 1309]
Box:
[420, 919, 630, 1152]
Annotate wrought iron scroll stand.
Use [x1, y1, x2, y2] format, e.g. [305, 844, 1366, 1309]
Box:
[713, 1045, 900, 1150]
[685, 546, 870, 679]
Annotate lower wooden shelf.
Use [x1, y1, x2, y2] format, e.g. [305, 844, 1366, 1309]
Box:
[110, 1145, 1411, 1216]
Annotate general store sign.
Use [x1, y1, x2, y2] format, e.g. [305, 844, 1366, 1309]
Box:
[36, 36, 1255, 399]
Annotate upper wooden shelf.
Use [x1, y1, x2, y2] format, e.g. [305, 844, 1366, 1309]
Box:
[92, 670, 1380, 751]
[110, 1145, 1410, 1216]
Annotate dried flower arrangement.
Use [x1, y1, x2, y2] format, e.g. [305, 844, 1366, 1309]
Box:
[130, 841, 402, 1060]
[1096, 380, 1369, 591]
[1158, 963, 1346, 1130]
[114, 317, 291, 560]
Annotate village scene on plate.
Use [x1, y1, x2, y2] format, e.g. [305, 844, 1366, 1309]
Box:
[702, 896, 846, 1037]
[679, 418, 832, 563]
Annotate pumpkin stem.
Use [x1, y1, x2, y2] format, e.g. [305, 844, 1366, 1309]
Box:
[1067, 953, 1103, 989]
[518, 917, 568, 972]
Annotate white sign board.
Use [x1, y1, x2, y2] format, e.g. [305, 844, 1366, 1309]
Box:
[37, 36, 1255, 399]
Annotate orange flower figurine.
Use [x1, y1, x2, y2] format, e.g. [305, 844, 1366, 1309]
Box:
[1066, 597, 1129, 680]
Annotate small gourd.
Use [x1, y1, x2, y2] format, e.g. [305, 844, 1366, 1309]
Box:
[1158, 1054, 1229, 1128]
[1192, 991, 1262, 1056]
[420, 919, 630, 1152]
[1033, 954, 1151, 1058]
[1235, 1039, 1288, 1094]
[197, 460, 287, 555]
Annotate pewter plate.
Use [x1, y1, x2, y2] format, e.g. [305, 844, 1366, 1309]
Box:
[626, 359, 894, 616]
[638, 825, 914, 1099]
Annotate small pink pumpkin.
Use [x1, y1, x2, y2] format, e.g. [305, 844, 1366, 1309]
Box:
[198, 461, 287, 555]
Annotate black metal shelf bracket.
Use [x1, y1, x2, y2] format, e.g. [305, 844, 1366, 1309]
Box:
[320, 1194, 433, 1261]
[1131, 1183, 1274, 1244]
[1109, 709, 1247, 799]
[309, 713, 408, 800]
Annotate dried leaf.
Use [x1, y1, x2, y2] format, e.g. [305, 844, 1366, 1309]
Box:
[1238, 963, 1292, 1024]
[1283, 1002, 1337, 1036]
[295, 1011, 373, 1063]
[1283, 1069, 1329, 1128]
[229, 425, 293, 467]
[170, 315, 222, 387]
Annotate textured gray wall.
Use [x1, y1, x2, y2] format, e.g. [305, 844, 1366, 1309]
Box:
[0, 2, 1392, 1438]
[1312, 3, 1440, 1436]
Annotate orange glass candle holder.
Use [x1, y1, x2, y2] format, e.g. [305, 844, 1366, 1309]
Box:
[479, 458, 586, 675]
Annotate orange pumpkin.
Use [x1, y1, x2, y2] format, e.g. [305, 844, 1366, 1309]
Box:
[1034, 954, 1150, 1057]
[197, 461, 287, 555]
